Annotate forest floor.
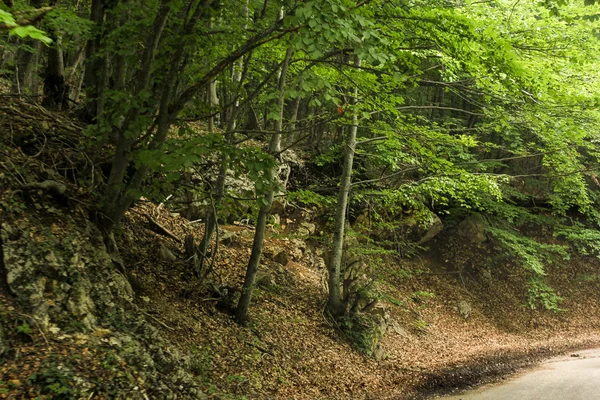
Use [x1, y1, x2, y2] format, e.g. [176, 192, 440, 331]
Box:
[111, 202, 600, 400]
[2, 95, 600, 399]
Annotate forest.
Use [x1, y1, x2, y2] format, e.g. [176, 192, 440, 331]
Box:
[2, 0, 600, 398]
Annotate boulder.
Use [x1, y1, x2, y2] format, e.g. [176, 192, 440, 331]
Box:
[270, 199, 286, 215]
[456, 213, 487, 245]
[273, 251, 289, 266]
[289, 239, 306, 261]
[401, 211, 444, 245]
[389, 319, 410, 338]
[367, 210, 443, 248]
[374, 345, 386, 361]
[218, 229, 240, 245]
[1, 217, 206, 398]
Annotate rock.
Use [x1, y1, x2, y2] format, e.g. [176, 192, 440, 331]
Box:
[374, 345, 386, 361]
[400, 211, 443, 245]
[369, 304, 389, 320]
[456, 213, 487, 244]
[389, 320, 410, 338]
[296, 222, 316, 237]
[313, 256, 326, 270]
[256, 271, 275, 288]
[92, 328, 112, 338]
[159, 244, 177, 263]
[457, 300, 472, 319]
[368, 210, 443, 248]
[273, 251, 289, 266]
[417, 213, 444, 245]
[289, 239, 305, 261]
[479, 265, 493, 283]
[218, 229, 239, 246]
[1, 210, 205, 398]
[271, 199, 286, 215]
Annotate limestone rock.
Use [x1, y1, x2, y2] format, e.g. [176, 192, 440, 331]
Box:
[313, 256, 326, 270]
[273, 251, 289, 266]
[218, 229, 240, 246]
[457, 300, 472, 319]
[417, 213, 444, 245]
[1, 206, 205, 398]
[263, 245, 283, 260]
[296, 222, 316, 237]
[270, 199, 286, 215]
[402, 211, 444, 245]
[374, 345, 386, 361]
[256, 271, 276, 288]
[389, 319, 410, 338]
[289, 239, 306, 261]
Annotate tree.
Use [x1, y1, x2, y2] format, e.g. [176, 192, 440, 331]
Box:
[327, 55, 361, 319]
[235, 45, 293, 325]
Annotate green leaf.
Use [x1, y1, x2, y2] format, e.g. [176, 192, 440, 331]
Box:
[10, 25, 53, 45]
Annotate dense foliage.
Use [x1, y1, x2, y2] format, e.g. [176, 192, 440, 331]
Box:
[2, 0, 600, 321]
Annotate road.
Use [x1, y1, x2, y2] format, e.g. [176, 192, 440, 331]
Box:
[441, 348, 600, 399]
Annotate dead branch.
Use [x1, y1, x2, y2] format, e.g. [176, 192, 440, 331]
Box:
[143, 212, 182, 243]
[0, 7, 54, 30]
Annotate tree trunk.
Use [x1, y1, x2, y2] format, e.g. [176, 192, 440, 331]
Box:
[43, 34, 69, 110]
[327, 56, 361, 319]
[235, 46, 293, 325]
[98, 0, 211, 233]
[11, 0, 43, 95]
[196, 2, 250, 276]
[195, 154, 227, 277]
[83, 0, 105, 120]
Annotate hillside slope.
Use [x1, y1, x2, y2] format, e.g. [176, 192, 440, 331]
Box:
[2, 97, 600, 399]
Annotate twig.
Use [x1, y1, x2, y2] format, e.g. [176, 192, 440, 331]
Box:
[244, 340, 275, 356]
[143, 311, 175, 331]
[156, 194, 173, 213]
[31, 131, 48, 158]
[142, 212, 182, 243]
[200, 297, 220, 302]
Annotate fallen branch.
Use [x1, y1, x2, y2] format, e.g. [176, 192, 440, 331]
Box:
[21, 180, 67, 198]
[142, 311, 175, 331]
[143, 212, 182, 243]
[244, 340, 275, 356]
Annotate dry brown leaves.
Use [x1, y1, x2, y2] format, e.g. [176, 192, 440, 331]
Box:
[116, 202, 600, 399]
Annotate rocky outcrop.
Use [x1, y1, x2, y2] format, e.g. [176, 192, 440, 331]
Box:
[0, 214, 206, 399]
